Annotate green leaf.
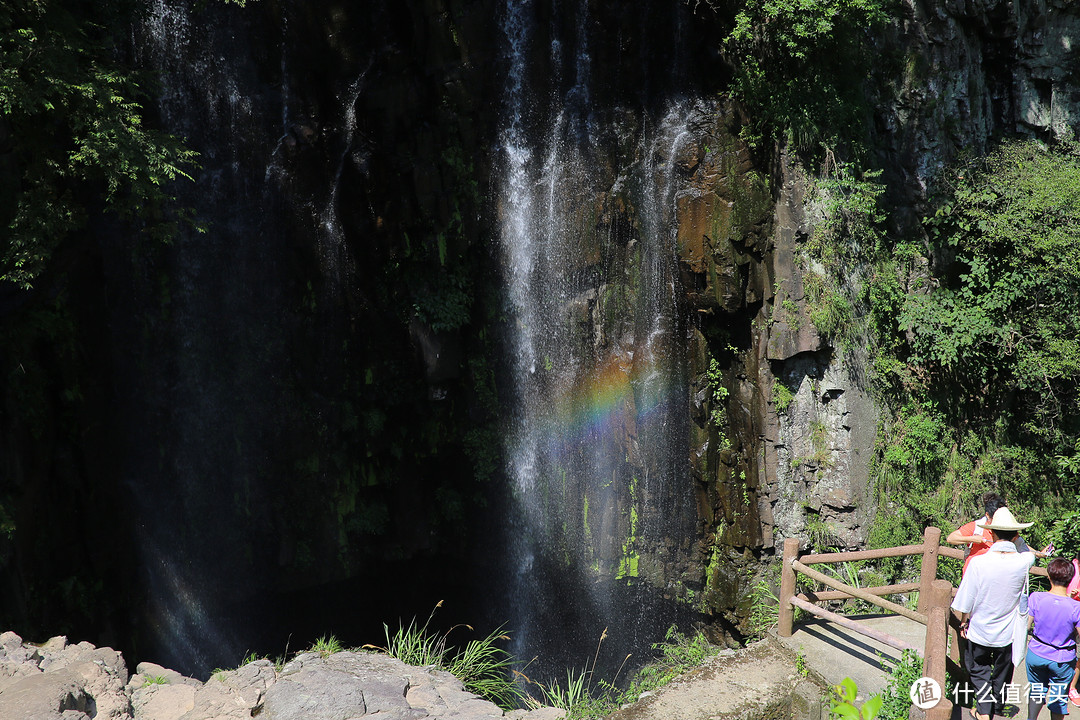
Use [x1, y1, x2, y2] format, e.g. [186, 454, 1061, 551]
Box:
[861, 694, 884, 720]
[832, 703, 861, 720]
[838, 677, 858, 703]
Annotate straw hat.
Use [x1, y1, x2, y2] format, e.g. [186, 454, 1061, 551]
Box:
[976, 507, 1033, 531]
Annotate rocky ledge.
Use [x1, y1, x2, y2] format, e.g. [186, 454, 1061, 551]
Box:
[0, 631, 567, 720]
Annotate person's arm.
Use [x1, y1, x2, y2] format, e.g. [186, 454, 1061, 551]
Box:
[1015, 535, 1049, 558]
[951, 572, 975, 616]
[946, 522, 978, 545]
[945, 528, 970, 544]
[958, 611, 970, 638]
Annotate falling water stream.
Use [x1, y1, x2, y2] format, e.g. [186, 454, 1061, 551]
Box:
[115, 0, 705, 680]
[496, 0, 697, 682]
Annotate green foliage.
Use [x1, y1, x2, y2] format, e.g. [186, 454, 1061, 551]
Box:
[531, 667, 591, 714]
[0, 0, 199, 288]
[1048, 511, 1080, 564]
[819, 561, 886, 615]
[811, 162, 887, 258]
[640, 626, 718, 681]
[866, 137, 1080, 586]
[900, 140, 1080, 454]
[376, 606, 447, 667]
[772, 379, 795, 415]
[723, 0, 892, 152]
[707, 357, 732, 450]
[211, 651, 269, 679]
[142, 674, 169, 687]
[877, 404, 948, 491]
[239, 651, 264, 666]
[877, 650, 922, 720]
[807, 280, 854, 340]
[747, 574, 780, 637]
[308, 634, 344, 658]
[444, 626, 523, 710]
[805, 511, 836, 551]
[800, 161, 888, 343]
[524, 626, 720, 719]
[370, 603, 524, 710]
[830, 677, 883, 720]
[707, 357, 729, 427]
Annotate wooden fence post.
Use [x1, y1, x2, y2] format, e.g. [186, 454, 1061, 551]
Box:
[924, 578, 954, 720]
[779, 537, 799, 637]
[918, 526, 941, 613]
[949, 607, 961, 665]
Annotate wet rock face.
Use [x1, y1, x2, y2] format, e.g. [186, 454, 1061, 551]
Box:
[674, 110, 882, 633]
[764, 352, 878, 553]
[673, 0, 1080, 637]
[882, 0, 1080, 211]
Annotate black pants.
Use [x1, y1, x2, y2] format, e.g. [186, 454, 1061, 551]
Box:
[965, 640, 1013, 718]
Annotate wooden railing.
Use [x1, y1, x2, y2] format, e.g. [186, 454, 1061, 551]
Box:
[777, 527, 1048, 720]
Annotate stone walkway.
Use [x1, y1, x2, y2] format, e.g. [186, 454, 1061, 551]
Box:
[607, 638, 828, 720]
[773, 613, 927, 701]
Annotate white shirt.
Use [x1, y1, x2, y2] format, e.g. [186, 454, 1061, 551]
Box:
[951, 540, 1035, 647]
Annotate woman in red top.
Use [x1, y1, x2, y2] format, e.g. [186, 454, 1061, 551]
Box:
[947, 493, 1006, 575]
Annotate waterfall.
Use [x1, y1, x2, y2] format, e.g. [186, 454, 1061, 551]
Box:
[123, 0, 293, 675]
[109, 0, 706, 681]
[496, 0, 697, 683]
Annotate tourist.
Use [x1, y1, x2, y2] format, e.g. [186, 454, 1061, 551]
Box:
[952, 507, 1037, 720]
[947, 493, 1006, 575]
[1026, 557, 1080, 720]
[1066, 556, 1080, 707]
[948, 493, 1046, 575]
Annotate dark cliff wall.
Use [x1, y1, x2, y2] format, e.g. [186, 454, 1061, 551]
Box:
[1, 0, 1078, 674]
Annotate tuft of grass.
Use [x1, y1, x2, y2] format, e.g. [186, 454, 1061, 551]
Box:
[239, 651, 264, 665]
[445, 625, 523, 710]
[748, 576, 780, 638]
[522, 625, 721, 719]
[365, 601, 525, 711]
[528, 667, 591, 713]
[376, 604, 446, 667]
[876, 650, 923, 720]
[309, 634, 344, 658]
[795, 647, 808, 676]
[773, 380, 795, 415]
[521, 628, 613, 716]
[212, 648, 283, 680]
[142, 674, 168, 687]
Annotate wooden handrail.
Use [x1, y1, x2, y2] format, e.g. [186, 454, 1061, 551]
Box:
[939, 546, 964, 560]
[798, 581, 919, 602]
[776, 526, 1047, 720]
[799, 544, 926, 564]
[924, 580, 954, 720]
[789, 596, 924, 655]
[792, 559, 929, 624]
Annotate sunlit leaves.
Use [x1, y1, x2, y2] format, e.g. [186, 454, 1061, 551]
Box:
[1, 0, 198, 288]
[724, 0, 892, 151]
[903, 139, 1080, 403]
[888, 138, 1080, 517]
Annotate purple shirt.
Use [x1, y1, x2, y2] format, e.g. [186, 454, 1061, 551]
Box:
[1029, 591, 1080, 663]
